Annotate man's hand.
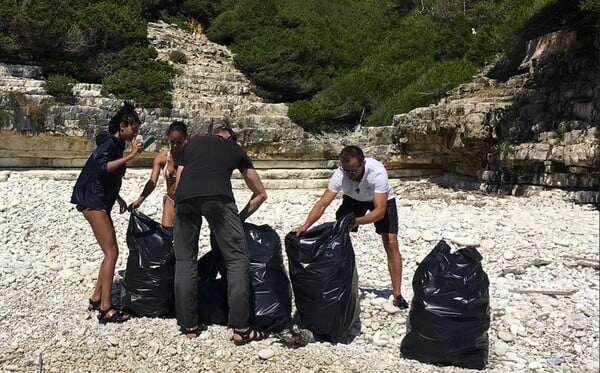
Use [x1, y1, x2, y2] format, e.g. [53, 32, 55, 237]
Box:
[293, 189, 337, 236]
[239, 168, 267, 221]
[293, 224, 309, 236]
[347, 218, 358, 232]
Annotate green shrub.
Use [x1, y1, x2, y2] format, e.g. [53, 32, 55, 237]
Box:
[367, 59, 477, 127]
[44, 74, 77, 103]
[101, 68, 173, 109]
[169, 49, 188, 64]
[579, 0, 600, 11]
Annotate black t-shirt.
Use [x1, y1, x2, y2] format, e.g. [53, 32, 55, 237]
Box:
[176, 135, 254, 203]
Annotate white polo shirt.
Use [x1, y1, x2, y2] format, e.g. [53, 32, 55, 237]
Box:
[327, 157, 395, 202]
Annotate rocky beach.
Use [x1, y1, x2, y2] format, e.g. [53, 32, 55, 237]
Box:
[0, 169, 598, 372]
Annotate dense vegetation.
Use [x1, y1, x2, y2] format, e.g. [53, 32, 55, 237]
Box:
[0, 0, 597, 131]
[206, 0, 597, 131]
[0, 1, 181, 108]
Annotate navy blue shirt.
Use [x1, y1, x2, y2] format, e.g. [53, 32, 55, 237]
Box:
[71, 131, 126, 211]
[176, 135, 253, 204]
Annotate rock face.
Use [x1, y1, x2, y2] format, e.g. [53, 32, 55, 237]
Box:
[0, 21, 337, 168]
[0, 23, 597, 199]
[144, 21, 315, 160]
[393, 29, 598, 196]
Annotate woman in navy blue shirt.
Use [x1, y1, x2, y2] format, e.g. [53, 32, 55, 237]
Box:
[71, 101, 143, 324]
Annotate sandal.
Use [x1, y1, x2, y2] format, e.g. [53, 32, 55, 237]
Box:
[232, 327, 268, 346]
[87, 298, 101, 312]
[181, 324, 207, 339]
[97, 307, 130, 324]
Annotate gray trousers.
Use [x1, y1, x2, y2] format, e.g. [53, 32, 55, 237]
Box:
[174, 197, 250, 329]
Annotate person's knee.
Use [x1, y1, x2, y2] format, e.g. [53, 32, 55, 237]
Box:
[381, 233, 398, 247]
[104, 247, 119, 261]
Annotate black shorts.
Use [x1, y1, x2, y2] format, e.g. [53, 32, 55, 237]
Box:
[335, 195, 398, 234]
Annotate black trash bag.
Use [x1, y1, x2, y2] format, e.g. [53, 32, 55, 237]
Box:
[207, 223, 293, 332]
[197, 249, 221, 280]
[284, 213, 360, 343]
[245, 223, 292, 332]
[197, 278, 228, 325]
[400, 240, 490, 370]
[122, 210, 175, 318]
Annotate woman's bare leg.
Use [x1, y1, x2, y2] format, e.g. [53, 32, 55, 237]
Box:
[161, 196, 176, 228]
[83, 209, 119, 311]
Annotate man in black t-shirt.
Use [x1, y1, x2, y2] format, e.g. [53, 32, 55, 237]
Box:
[173, 135, 268, 344]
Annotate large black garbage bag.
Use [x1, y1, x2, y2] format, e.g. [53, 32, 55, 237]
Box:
[400, 240, 490, 370]
[122, 210, 175, 317]
[197, 278, 228, 325]
[245, 223, 292, 332]
[197, 249, 221, 280]
[284, 213, 360, 343]
[204, 223, 293, 332]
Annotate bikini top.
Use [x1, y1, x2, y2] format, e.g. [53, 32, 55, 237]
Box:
[162, 149, 176, 180]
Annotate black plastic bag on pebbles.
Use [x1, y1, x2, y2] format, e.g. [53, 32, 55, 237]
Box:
[285, 213, 360, 343]
[400, 240, 490, 370]
[121, 210, 175, 318]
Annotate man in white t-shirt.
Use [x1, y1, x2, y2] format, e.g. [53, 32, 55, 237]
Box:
[294, 145, 408, 309]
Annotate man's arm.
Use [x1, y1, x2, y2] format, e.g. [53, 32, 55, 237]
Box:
[350, 192, 388, 229]
[239, 168, 267, 222]
[293, 189, 337, 235]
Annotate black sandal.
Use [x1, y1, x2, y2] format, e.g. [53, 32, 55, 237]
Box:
[181, 324, 207, 339]
[232, 327, 268, 346]
[97, 307, 130, 324]
[87, 298, 101, 312]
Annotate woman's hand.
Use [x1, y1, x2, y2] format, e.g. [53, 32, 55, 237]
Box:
[117, 197, 128, 214]
[128, 140, 143, 160]
[128, 197, 144, 212]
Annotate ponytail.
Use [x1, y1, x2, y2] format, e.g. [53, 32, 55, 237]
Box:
[108, 100, 141, 134]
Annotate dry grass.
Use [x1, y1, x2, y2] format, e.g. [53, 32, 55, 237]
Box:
[187, 18, 203, 35]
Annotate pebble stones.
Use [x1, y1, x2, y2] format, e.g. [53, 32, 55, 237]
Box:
[494, 341, 509, 356]
[258, 348, 275, 360]
[0, 172, 598, 372]
[497, 331, 515, 342]
[383, 303, 401, 314]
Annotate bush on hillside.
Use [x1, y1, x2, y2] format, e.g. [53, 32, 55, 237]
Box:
[367, 59, 477, 127]
[44, 74, 78, 103]
[0, 0, 174, 108]
[102, 67, 173, 109]
[169, 49, 188, 64]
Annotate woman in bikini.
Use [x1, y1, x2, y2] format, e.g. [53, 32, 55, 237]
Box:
[129, 121, 188, 227]
[71, 101, 143, 323]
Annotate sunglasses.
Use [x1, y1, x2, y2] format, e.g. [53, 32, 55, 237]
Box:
[340, 163, 363, 175]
